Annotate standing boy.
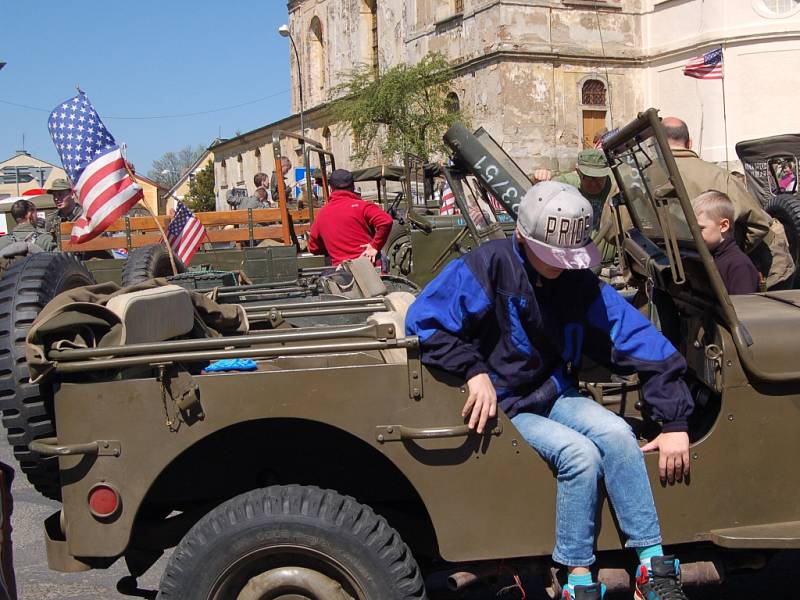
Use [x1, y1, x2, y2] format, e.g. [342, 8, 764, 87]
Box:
[406, 181, 692, 600]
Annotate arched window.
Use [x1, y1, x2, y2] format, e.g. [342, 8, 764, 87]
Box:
[361, 0, 378, 71]
[578, 78, 608, 149]
[322, 126, 332, 151]
[581, 79, 607, 106]
[254, 148, 262, 173]
[309, 17, 325, 102]
[446, 92, 460, 114]
[220, 160, 227, 187]
[236, 154, 244, 184]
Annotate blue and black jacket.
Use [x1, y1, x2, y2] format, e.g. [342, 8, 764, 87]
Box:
[405, 237, 693, 432]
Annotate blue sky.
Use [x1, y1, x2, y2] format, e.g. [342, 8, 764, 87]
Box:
[0, 0, 293, 174]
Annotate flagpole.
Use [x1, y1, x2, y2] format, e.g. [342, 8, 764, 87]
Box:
[720, 45, 730, 170]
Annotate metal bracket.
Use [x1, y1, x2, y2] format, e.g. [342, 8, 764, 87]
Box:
[124, 215, 132, 251]
[247, 208, 255, 244]
[405, 340, 423, 400]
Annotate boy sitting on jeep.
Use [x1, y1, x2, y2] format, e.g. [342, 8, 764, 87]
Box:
[406, 181, 692, 600]
[693, 190, 760, 295]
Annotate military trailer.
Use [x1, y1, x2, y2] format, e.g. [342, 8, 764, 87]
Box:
[5, 109, 800, 599]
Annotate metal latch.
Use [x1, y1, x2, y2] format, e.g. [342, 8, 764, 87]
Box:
[157, 365, 203, 430]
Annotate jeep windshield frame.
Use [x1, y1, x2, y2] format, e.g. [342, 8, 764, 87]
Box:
[604, 108, 800, 383]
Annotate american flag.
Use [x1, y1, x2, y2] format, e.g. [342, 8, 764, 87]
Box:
[167, 201, 206, 264]
[47, 92, 143, 243]
[439, 184, 459, 215]
[684, 47, 723, 80]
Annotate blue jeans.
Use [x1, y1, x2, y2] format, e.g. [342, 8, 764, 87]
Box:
[511, 390, 662, 567]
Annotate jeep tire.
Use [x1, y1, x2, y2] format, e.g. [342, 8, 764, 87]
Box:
[121, 244, 185, 288]
[0, 253, 95, 499]
[765, 193, 800, 286]
[157, 485, 427, 600]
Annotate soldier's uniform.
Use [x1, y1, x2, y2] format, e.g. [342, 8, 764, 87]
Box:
[0, 222, 56, 252]
[554, 151, 622, 267]
[44, 203, 82, 241]
[672, 147, 795, 289]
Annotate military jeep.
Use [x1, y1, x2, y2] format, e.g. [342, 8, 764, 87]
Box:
[6, 109, 800, 599]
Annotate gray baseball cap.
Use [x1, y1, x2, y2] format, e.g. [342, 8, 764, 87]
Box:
[517, 181, 601, 270]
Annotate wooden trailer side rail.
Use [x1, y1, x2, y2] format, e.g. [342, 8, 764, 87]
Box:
[58, 208, 311, 252]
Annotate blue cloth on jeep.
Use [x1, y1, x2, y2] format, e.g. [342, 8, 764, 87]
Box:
[405, 236, 693, 432]
[204, 359, 258, 372]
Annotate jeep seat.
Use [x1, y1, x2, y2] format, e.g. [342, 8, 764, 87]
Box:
[106, 284, 195, 345]
[367, 291, 416, 364]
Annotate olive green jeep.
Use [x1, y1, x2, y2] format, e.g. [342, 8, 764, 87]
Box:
[4, 109, 800, 599]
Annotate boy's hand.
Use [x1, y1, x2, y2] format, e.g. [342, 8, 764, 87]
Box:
[463, 373, 497, 434]
[640, 431, 690, 484]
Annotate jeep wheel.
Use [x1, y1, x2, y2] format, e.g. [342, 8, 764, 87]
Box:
[157, 485, 427, 600]
[765, 193, 800, 286]
[0, 253, 95, 499]
[121, 244, 185, 288]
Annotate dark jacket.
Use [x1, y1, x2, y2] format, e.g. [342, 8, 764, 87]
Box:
[712, 238, 760, 295]
[405, 237, 694, 432]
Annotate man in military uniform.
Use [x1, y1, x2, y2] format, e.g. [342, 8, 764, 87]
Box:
[270, 157, 294, 207]
[44, 178, 82, 240]
[0, 200, 55, 252]
[663, 116, 795, 289]
[532, 150, 624, 266]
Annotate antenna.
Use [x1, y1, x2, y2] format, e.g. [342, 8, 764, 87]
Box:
[21, 133, 25, 151]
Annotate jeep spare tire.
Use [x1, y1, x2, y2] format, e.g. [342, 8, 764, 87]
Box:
[121, 243, 185, 288]
[0, 253, 95, 499]
[765, 193, 800, 287]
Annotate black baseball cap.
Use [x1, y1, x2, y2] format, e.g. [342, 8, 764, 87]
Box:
[329, 169, 354, 189]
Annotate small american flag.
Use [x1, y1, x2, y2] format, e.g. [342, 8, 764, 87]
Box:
[439, 184, 459, 215]
[47, 92, 143, 243]
[684, 47, 723, 80]
[488, 194, 504, 213]
[167, 201, 206, 264]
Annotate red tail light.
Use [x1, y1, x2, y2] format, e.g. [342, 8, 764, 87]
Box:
[88, 483, 120, 519]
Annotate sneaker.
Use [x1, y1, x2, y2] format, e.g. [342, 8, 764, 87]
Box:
[563, 582, 605, 600]
[634, 555, 689, 600]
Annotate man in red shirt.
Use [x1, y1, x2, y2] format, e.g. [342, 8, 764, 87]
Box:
[307, 169, 393, 266]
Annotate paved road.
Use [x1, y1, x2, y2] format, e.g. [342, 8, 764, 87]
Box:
[3, 430, 794, 599]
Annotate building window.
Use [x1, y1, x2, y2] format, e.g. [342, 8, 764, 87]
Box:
[236, 155, 244, 184]
[754, 0, 800, 17]
[309, 16, 325, 100]
[220, 160, 228, 187]
[578, 78, 608, 149]
[323, 126, 332, 150]
[581, 79, 607, 106]
[359, 1, 379, 72]
[454, 0, 464, 13]
[255, 148, 262, 173]
[446, 92, 460, 114]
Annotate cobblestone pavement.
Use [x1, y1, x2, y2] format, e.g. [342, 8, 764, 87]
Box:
[3, 430, 793, 599]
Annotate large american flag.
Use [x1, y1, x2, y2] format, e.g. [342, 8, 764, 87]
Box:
[167, 201, 206, 264]
[47, 92, 143, 243]
[684, 47, 723, 80]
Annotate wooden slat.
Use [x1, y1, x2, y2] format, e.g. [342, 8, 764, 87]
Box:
[59, 208, 312, 250]
[59, 224, 311, 252]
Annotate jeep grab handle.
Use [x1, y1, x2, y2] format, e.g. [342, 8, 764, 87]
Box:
[29, 437, 121, 457]
[375, 423, 502, 442]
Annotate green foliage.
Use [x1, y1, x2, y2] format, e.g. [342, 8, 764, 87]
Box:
[331, 53, 469, 164]
[185, 161, 216, 212]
